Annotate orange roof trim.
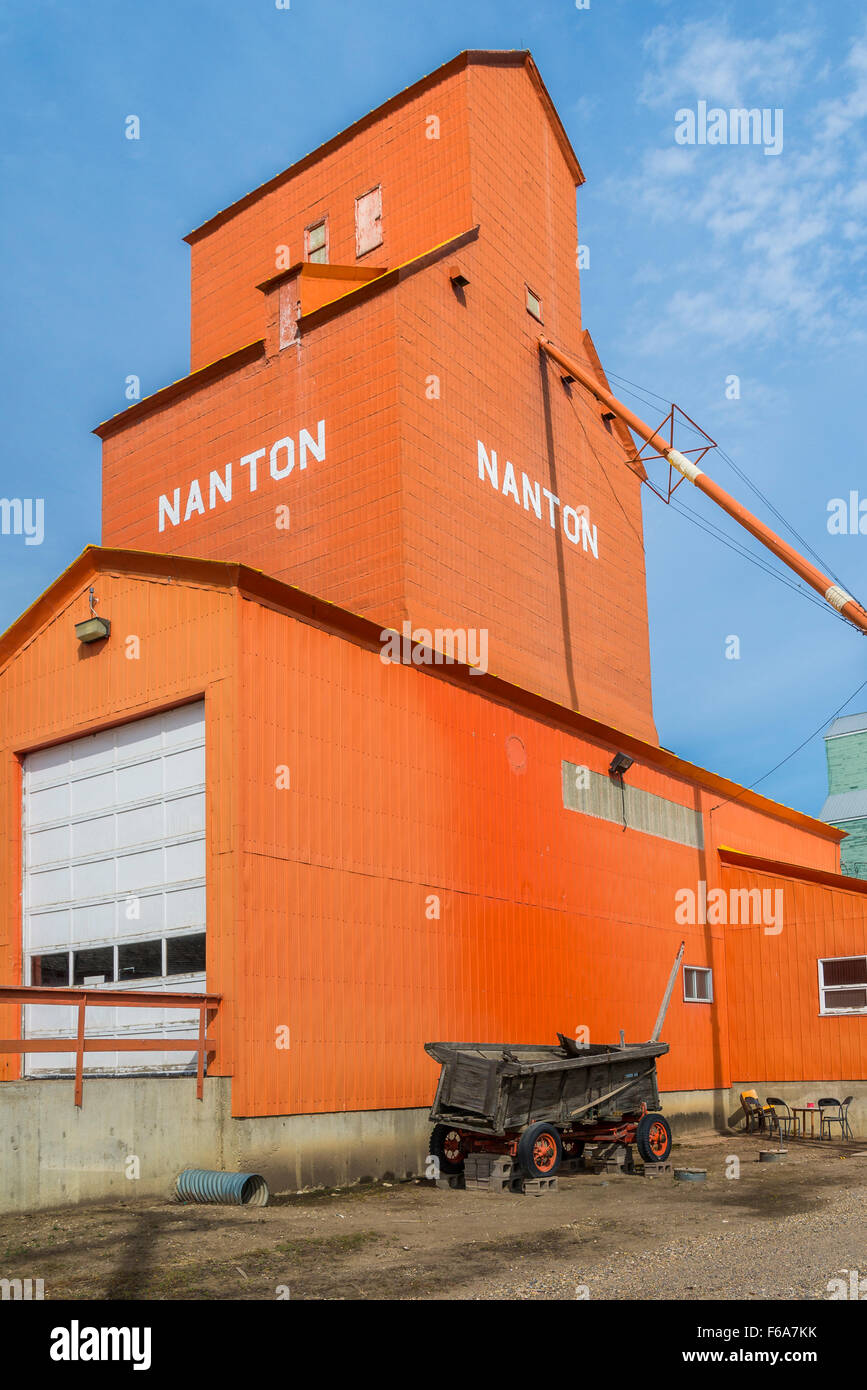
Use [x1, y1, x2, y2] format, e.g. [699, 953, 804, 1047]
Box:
[718, 846, 865, 894]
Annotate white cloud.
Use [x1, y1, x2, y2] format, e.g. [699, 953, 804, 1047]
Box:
[617, 21, 867, 351]
[640, 21, 813, 109]
[815, 31, 867, 140]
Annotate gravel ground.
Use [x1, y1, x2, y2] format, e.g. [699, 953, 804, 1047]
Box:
[1, 1134, 864, 1300]
[476, 1184, 866, 1300]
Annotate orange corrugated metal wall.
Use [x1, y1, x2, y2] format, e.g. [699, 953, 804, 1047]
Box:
[0, 571, 239, 1082]
[396, 62, 657, 741]
[0, 565, 855, 1113]
[232, 595, 842, 1118]
[723, 863, 867, 1083]
[186, 64, 475, 372]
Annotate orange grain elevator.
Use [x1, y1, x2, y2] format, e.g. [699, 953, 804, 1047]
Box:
[0, 50, 864, 1204]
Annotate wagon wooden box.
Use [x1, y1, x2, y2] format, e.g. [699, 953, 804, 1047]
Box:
[426, 1039, 667, 1133]
[425, 1038, 672, 1178]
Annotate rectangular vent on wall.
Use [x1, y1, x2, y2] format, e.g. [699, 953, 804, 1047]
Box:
[561, 760, 704, 849]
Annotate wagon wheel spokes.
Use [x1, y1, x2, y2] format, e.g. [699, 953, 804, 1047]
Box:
[533, 1134, 558, 1173]
[648, 1121, 668, 1156]
[442, 1130, 463, 1163]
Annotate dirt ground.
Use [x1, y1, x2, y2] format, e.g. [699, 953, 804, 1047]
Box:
[2, 1134, 865, 1300]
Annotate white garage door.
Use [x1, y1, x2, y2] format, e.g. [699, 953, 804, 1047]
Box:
[22, 701, 206, 1076]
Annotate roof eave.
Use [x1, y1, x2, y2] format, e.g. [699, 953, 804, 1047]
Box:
[183, 50, 584, 247]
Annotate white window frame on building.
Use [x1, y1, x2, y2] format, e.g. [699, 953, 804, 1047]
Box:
[525, 285, 543, 322]
[817, 954, 867, 1015]
[304, 217, 329, 264]
[683, 965, 713, 1003]
[30, 931, 207, 989]
[355, 185, 383, 258]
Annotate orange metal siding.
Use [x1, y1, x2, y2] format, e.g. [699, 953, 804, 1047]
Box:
[723, 861, 867, 1083]
[232, 595, 839, 1118]
[0, 570, 238, 1081]
[186, 62, 475, 371]
[101, 297, 405, 623]
[0, 559, 856, 1116]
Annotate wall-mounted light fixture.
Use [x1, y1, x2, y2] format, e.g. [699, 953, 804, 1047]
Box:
[75, 616, 110, 644]
[75, 587, 110, 644]
[449, 265, 469, 287]
[609, 751, 633, 832]
[609, 751, 634, 778]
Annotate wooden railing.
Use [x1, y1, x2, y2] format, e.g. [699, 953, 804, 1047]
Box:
[0, 985, 220, 1105]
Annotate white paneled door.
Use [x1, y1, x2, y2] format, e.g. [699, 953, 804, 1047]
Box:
[22, 701, 206, 1075]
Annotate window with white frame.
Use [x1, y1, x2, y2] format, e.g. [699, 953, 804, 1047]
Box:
[30, 933, 207, 988]
[305, 218, 329, 264]
[526, 285, 543, 321]
[818, 955, 867, 1015]
[683, 965, 713, 1003]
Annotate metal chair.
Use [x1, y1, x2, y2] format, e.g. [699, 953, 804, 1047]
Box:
[819, 1096, 854, 1141]
[740, 1089, 773, 1134]
[765, 1096, 795, 1141]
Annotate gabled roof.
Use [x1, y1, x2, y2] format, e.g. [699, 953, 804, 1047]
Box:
[0, 545, 842, 845]
[184, 50, 585, 245]
[825, 712, 867, 739]
[820, 790, 867, 823]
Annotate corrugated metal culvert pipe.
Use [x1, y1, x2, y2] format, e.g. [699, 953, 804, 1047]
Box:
[174, 1169, 270, 1206]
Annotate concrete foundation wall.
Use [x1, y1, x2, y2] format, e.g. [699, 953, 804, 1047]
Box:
[0, 1078, 430, 1213]
[1, 1077, 863, 1213]
[1, 1078, 232, 1214]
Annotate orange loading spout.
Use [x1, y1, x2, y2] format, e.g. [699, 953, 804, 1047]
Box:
[539, 337, 867, 638]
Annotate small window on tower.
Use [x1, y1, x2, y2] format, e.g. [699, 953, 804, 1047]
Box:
[305, 218, 329, 264]
[355, 186, 383, 257]
[526, 286, 543, 322]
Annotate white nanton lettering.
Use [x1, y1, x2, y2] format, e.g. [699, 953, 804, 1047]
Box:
[158, 421, 325, 531]
[477, 438, 598, 557]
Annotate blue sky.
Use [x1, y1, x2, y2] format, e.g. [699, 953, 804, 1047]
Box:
[1, 0, 866, 819]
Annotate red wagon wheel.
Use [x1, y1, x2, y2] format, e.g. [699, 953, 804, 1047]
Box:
[517, 1122, 563, 1177]
[636, 1113, 672, 1163]
[647, 1121, 668, 1156]
[429, 1124, 465, 1175]
[533, 1132, 558, 1172]
[442, 1129, 463, 1164]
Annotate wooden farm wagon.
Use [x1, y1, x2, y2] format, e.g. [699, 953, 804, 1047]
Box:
[425, 944, 684, 1179]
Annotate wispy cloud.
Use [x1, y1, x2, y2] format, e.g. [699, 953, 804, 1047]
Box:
[639, 20, 814, 110]
[617, 20, 867, 350]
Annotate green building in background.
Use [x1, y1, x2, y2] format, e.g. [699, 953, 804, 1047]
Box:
[821, 713, 867, 879]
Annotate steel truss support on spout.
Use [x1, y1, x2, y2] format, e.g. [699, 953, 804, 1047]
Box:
[539, 337, 867, 636]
